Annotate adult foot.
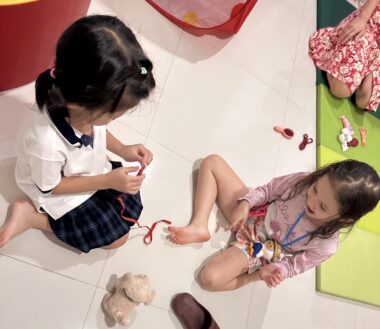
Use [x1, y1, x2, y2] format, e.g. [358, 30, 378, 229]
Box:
[0, 200, 39, 248]
[168, 223, 210, 245]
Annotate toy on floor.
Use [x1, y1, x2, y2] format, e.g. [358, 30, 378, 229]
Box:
[338, 115, 357, 152]
[347, 138, 359, 147]
[340, 115, 354, 135]
[299, 133, 314, 150]
[102, 273, 155, 327]
[338, 127, 355, 151]
[359, 127, 367, 147]
[247, 239, 287, 262]
[117, 163, 172, 244]
[273, 125, 294, 139]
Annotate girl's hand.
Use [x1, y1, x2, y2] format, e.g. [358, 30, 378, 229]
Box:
[259, 263, 285, 288]
[106, 166, 145, 194]
[227, 200, 251, 232]
[119, 144, 153, 166]
[338, 15, 368, 44]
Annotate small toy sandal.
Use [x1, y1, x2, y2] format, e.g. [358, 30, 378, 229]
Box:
[273, 126, 294, 139]
[359, 127, 367, 147]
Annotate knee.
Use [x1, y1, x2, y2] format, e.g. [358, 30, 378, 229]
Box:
[105, 234, 129, 249]
[355, 94, 370, 109]
[355, 89, 371, 109]
[198, 266, 222, 291]
[327, 74, 352, 98]
[201, 154, 223, 170]
[329, 83, 352, 99]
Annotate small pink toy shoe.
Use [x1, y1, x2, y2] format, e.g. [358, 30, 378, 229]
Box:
[273, 126, 294, 139]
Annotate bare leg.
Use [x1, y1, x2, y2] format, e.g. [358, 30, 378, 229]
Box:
[199, 246, 259, 291]
[0, 200, 51, 248]
[327, 73, 352, 98]
[355, 73, 372, 109]
[168, 154, 248, 244]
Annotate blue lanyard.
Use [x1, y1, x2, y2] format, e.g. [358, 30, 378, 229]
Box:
[281, 210, 310, 248]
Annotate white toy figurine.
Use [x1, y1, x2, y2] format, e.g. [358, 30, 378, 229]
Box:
[338, 127, 353, 152]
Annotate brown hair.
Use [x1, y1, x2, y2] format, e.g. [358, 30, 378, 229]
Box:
[288, 160, 380, 240]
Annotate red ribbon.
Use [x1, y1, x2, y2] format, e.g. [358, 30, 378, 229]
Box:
[117, 194, 171, 244]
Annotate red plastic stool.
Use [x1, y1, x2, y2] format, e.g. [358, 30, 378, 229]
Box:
[0, 0, 91, 92]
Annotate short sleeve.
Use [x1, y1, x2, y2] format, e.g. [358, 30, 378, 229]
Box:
[30, 154, 65, 193]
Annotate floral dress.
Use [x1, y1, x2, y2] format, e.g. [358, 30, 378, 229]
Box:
[309, 4, 380, 111]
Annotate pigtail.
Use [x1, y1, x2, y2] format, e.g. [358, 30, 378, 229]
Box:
[35, 68, 69, 115]
[35, 69, 55, 109]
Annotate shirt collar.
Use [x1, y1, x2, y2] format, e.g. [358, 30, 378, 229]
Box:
[46, 110, 94, 148]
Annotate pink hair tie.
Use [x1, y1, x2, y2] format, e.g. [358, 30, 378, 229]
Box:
[50, 68, 56, 79]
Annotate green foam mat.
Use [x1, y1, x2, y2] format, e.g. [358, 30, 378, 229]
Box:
[316, 226, 380, 307]
[316, 0, 380, 305]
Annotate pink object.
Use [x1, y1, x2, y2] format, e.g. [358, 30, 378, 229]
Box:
[273, 126, 294, 139]
[340, 115, 354, 135]
[347, 138, 359, 147]
[309, 4, 380, 112]
[49, 68, 56, 79]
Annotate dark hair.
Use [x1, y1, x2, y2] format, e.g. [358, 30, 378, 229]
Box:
[35, 15, 155, 116]
[289, 160, 380, 240]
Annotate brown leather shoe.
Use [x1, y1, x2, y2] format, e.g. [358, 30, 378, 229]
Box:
[171, 293, 220, 329]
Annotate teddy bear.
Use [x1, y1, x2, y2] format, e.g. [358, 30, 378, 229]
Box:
[102, 272, 155, 327]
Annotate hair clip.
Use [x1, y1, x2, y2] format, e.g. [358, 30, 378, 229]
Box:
[50, 67, 56, 79]
[140, 66, 148, 75]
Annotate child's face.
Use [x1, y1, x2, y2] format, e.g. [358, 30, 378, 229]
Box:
[305, 174, 340, 224]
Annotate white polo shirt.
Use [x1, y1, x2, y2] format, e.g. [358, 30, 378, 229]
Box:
[15, 109, 112, 219]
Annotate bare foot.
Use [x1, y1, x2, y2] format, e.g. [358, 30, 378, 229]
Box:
[0, 200, 41, 248]
[168, 223, 211, 245]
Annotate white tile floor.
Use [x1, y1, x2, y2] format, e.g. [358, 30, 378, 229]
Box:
[1, 0, 380, 328]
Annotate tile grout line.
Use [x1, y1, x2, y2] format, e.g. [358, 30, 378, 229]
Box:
[0, 252, 98, 288]
[81, 249, 112, 329]
[272, 0, 308, 176]
[145, 135, 196, 164]
[144, 31, 184, 144]
[244, 284, 256, 329]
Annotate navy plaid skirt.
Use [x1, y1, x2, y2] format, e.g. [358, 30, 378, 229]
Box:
[48, 163, 143, 253]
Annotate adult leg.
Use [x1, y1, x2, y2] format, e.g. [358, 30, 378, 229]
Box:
[199, 246, 260, 291]
[355, 73, 372, 109]
[0, 200, 51, 248]
[327, 73, 352, 98]
[168, 154, 249, 244]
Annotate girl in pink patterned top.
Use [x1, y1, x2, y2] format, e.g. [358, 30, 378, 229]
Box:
[309, 0, 380, 111]
[168, 155, 379, 291]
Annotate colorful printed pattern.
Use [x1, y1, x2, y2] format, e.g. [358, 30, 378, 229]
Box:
[310, 4, 380, 111]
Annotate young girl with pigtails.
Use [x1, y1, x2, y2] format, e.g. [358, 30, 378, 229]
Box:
[0, 15, 155, 253]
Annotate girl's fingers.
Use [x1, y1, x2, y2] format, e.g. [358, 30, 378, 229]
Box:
[355, 30, 365, 40]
